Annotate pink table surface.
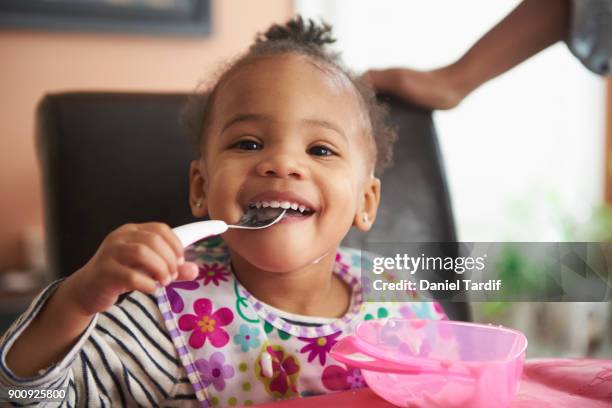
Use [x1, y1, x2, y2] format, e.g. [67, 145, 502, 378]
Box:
[252, 359, 612, 407]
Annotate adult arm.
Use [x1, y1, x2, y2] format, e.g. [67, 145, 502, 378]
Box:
[367, 0, 571, 109]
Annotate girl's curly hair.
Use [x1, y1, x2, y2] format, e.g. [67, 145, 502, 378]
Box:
[181, 16, 397, 175]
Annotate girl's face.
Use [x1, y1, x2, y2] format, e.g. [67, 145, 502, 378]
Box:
[190, 54, 380, 272]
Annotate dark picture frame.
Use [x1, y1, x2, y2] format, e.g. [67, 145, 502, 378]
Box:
[0, 0, 211, 36]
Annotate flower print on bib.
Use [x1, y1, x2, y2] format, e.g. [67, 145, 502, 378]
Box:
[156, 238, 446, 407]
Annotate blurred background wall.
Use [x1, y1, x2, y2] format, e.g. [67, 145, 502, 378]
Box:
[0, 0, 293, 272]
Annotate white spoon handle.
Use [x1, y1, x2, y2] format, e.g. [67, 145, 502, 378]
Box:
[172, 220, 229, 248]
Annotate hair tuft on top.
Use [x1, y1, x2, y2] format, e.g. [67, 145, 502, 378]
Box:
[183, 15, 398, 175]
[255, 16, 335, 48]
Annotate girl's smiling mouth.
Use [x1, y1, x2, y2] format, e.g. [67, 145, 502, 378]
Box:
[243, 191, 317, 223]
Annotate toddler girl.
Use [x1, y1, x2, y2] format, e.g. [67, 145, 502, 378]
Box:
[1, 17, 445, 407]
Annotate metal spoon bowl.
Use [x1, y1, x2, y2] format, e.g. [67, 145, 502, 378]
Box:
[232, 208, 287, 229]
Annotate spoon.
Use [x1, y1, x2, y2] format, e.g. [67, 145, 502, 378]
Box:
[172, 208, 287, 248]
[233, 207, 288, 229]
[331, 336, 474, 380]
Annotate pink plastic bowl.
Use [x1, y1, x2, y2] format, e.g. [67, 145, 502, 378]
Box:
[331, 319, 527, 408]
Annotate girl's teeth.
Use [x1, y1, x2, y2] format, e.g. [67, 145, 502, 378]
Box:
[249, 200, 312, 212]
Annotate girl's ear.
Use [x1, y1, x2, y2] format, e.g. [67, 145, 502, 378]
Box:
[353, 177, 381, 231]
[189, 160, 209, 218]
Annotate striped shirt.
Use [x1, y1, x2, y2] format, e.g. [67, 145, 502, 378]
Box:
[0, 281, 356, 407]
[0, 280, 198, 407]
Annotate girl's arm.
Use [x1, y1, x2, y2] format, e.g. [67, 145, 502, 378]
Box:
[367, 0, 571, 109]
[4, 222, 196, 377]
[0, 286, 196, 405]
[4, 274, 95, 378]
[0, 222, 198, 405]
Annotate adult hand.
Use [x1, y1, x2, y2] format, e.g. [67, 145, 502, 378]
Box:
[365, 67, 467, 110]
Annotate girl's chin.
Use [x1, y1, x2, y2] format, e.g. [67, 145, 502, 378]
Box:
[230, 242, 325, 272]
[253, 249, 315, 271]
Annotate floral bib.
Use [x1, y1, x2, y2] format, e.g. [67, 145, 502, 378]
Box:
[156, 237, 446, 407]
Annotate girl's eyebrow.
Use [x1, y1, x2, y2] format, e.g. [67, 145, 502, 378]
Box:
[301, 118, 346, 141]
[222, 113, 346, 141]
[221, 113, 264, 133]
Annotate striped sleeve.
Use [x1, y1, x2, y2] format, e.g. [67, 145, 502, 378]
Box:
[0, 281, 198, 407]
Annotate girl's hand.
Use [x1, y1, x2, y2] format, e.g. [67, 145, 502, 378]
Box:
[68, 223, 199, 315]
[365, 67, 467, 110]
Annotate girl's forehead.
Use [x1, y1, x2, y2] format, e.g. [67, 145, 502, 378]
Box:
[213, 54, 366, 125]
[224, 55, 354, 99]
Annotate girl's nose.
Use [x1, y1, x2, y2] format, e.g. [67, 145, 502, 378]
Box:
[255, 152, 305, 179]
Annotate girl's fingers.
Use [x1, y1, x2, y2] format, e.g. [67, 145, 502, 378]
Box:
[107, 261, 158, 294]
[124, 269, 158, 294]
[142, 223, 185, 265]
[117, 243, 172, 285]
[177, 262, 199, 281]
[129, 229, 178, 279]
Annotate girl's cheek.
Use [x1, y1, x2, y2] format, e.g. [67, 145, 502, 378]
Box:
[330, 175, 357, 200]
[206, 182, 235, 219]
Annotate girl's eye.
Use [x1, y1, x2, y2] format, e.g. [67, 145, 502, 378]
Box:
[232, 140, 262, 150]
[309, 145, 335, 156]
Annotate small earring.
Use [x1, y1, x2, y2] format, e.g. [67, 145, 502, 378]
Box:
[196, 200, 202, 208]
[362, 213, 369, 224]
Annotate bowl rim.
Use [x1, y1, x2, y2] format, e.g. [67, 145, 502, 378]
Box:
[355, 318, 529, 365]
